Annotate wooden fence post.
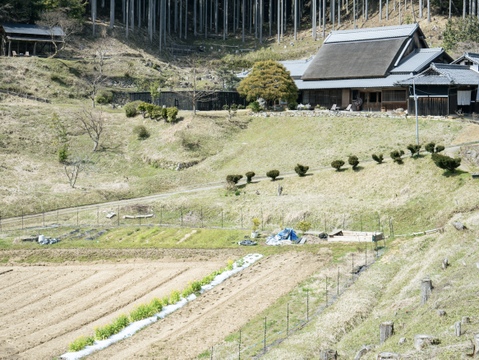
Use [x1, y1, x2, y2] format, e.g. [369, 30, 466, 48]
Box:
[420, 278, 432, 304]
[380, 321, 394, 343]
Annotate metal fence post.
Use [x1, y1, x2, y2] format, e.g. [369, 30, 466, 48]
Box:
[263, 316, 267, 353]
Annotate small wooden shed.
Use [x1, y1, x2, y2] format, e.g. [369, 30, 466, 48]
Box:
[0, 22, 65, 57]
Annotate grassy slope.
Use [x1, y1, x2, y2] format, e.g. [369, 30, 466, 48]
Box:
[1, 13, 479, 359]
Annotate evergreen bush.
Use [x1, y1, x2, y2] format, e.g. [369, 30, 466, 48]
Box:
[432, 153, 461, 172]
[390, 150, 405, 164]
[226, 174, 243, 184]
[245, 171, 255, 183]
[348, 155, 359, 169]
[407, 144, 421, 157]
[133, 125, 150, 140]
[372, 153, 384, 164]
[266, 169, 280, 181]
[294, 164, 309, 177]
[166, 107, 179, 122]
[331, 160, 345, 171]
[95, 90, 113, 104]
[124, 101, 140, 117]
[248, 101, 262, 112]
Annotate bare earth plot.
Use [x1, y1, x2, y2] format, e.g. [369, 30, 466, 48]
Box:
[0, 251, 325, 360]
[87, 251, 325, 360]
[0, 250, 237, 360]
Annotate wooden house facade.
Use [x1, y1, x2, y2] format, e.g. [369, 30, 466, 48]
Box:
[293, 24, 453, 112]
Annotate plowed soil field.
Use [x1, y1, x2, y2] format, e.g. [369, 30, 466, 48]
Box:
[0, 249, 325, 360]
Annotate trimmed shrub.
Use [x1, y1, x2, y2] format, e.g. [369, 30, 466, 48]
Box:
[248, 101, 262, 112]
[124, 101, 139, 117]
[426, 142, 445, 153]
[294, 164, 309, 177]
[266, 169, 280, 181]
[133, 125, 150, 140]
[372, 153, 384, 164]
[407, 144, 421, 157]
[95, 90, 113, 104]
[432, 153, 461, 172]
[390, 150, 405, 164]
[69, 336, 95, 352]
[435, 145, 445, 153]
[137, 102, 150, 118]
[245, 171, 255, 183]
[331, 160, 345, 171]
[226, 174, 243, 184]
[166, 107, 179, 122]
[348, 155, 359, 169]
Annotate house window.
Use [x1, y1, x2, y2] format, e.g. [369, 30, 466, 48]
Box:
[383, 90, 406, 102]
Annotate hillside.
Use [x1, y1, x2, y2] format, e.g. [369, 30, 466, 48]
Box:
[1, 10, 479, 360]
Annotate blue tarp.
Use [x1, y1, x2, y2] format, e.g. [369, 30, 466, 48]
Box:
[266, 228, 299, 246]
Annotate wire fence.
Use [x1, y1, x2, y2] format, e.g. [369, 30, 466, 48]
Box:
[0, 201, 413, 237]
[204, 247, 379, 359]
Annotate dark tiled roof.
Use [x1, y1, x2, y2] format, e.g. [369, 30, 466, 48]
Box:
[395, 63, 479, 86]
[302, 38, 407, 80]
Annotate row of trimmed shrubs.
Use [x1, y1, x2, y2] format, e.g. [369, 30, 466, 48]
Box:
[124, 101, 178, 123]
[226, 142, 460, 185]
[68, 260, 236, 352]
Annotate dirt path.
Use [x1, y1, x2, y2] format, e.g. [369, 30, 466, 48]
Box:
[87, 251, 326, 360]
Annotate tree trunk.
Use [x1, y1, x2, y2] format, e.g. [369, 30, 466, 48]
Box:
[380, 321, 394, 343]
[421, 278, 432, 304]
[110, 0, 115, 28]
[91, 0, 97, 36]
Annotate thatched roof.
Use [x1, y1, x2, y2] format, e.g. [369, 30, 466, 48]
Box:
[302, 37, 408, 80]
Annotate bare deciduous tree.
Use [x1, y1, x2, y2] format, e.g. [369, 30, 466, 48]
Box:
[38, 10, 82, 58]
[78, 107, 105, 152]
[64, 156, 89, 188]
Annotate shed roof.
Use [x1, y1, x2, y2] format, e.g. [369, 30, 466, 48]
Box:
[395, 63, 479, 86]
[302, 37, 407, 80]
[1, 22, 64, 37]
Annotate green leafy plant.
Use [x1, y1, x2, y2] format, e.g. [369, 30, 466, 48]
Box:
[266, 169, 280, 181]
[372, 153, 384, 164]
[169, 290, 181, 304]
[294, 163, 309, 177]
[129, 303, 156, 322]
[390, 150, 405, 164]
[68, 335, 95, 352]
[245, 171, 255, 183]
[331, 160, 345, 171]
[149, 297, 163, 313]
[252, 217, 261, 231]
[247, 101, 262, 112]
[297, 220, 311, 234]
[432, 153, 461, 172]
[348, 155, 359, 169]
